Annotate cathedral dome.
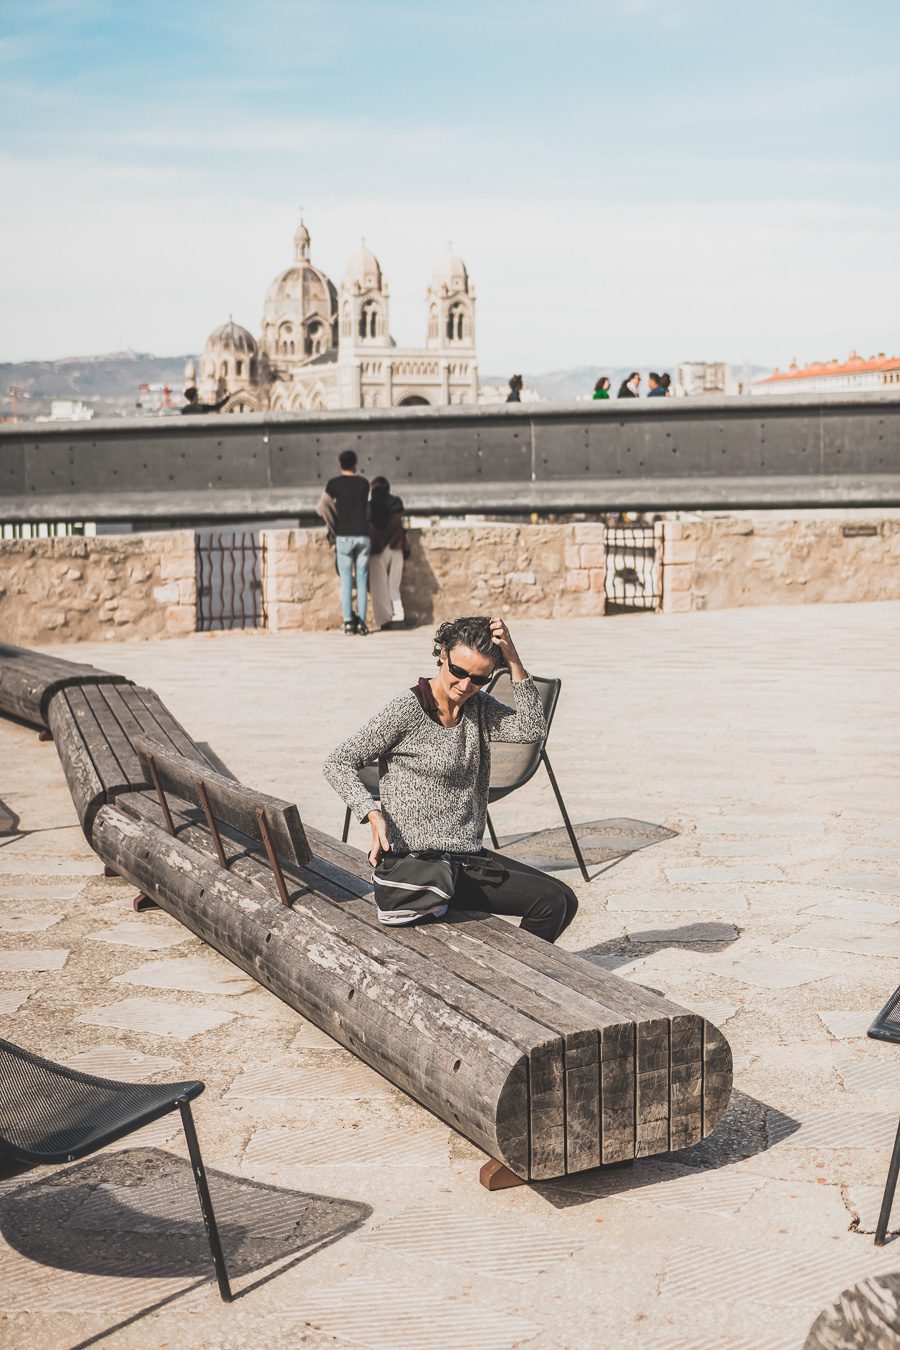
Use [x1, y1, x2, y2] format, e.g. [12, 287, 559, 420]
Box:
[344, 243, 383, 292]
[432, 249, 469, 293]
[204, 319, 258, 356]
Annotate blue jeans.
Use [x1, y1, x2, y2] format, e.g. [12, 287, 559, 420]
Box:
[336, 535, 371, 623]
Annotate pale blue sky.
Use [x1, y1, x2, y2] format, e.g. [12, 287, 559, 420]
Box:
[1, 0, 898, 370]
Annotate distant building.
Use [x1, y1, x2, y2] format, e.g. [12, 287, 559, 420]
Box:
[35, 400, 94, 422]
[675, 362, 729, 397]
[193, 218, 479, 413]
[752, 351, 900, 396]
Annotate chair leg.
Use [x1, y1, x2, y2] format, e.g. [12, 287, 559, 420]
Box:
[486, 810, 499, 851]
[875, 1116, 900, 1246]
[341, 807, 351, 844]
[179, 1099, 233, 1301]
[542, 751, 590, 882]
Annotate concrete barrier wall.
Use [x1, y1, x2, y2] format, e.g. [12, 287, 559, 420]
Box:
[661, 512, 900, 612]
[3, 392, 899, 521]
[0, 530, 196, 643]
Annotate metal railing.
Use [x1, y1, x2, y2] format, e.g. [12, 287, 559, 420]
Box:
[196, 529, 267, 631]
[604, 524, 662, 613]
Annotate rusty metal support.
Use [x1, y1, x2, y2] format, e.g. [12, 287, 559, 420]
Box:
[256, 805, 291, 907]
[146, 753, 176, 836]
[196, 778, 228, 868]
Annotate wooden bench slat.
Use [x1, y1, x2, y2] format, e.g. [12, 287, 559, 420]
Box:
[81, 684, 145, 788]
[47, 689, 104, 836]
[127, 687, 211, 764]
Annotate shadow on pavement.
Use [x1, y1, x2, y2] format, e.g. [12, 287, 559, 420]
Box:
[804, 1271, 900, 1348]
[574, 920, 741, 968]
[535, 1090, 801, 1209]
[0, 1146, 371, 1283]
[0, 797, 20, 836]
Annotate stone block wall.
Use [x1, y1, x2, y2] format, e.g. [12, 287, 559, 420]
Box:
[0, 531, 196, 643]
[661, 513, 900, 612]
[263, 521, 607, 631]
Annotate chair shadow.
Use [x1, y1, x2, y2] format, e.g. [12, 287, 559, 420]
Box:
[495, 816, 678, 877]
[534, 1089, 801, 1210]
[0, 1146, 371, 1284]
[573, 920, 742, 970]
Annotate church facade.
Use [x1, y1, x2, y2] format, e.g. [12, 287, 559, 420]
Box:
[189, 219, 478, 413]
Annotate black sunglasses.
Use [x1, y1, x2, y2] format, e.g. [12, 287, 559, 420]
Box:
[447, 659, 492, 687]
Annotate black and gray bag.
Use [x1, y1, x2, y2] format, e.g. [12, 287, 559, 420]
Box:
[372, 851, 459, 926]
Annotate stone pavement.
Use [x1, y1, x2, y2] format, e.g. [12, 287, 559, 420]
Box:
[1, 601, 898, 1349]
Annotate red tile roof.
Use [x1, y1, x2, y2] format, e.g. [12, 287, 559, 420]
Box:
[758, 351, 900, 384]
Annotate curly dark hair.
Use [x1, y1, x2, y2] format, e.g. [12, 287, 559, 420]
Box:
[432, 615, 502, 668]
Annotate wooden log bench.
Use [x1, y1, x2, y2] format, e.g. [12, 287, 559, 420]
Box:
[0, 646, 734, 1189]
[0, 642, 128, 733]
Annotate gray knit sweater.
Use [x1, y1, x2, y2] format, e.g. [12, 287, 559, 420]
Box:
[323, 677, 546, 855]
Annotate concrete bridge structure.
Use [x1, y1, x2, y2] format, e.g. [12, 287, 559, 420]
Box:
[1, 392, 899, 525]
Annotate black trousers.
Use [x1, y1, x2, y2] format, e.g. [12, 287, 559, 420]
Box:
[452, 849, 578, 944]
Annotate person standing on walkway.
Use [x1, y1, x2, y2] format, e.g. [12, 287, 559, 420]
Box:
[316, 449, 371, 635]
[368, 476, 409, 631]
[617, 372, 641, 398]
[181, 386, 231, 415]
[647, 372, 666, 398]
[323, 614, 578, 941]
[592, 376, 611, 400]
[506, 374, 524, 402]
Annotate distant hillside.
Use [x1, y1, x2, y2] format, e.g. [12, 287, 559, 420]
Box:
[0, 351, 198, 419]
[1, 350, 772, 421]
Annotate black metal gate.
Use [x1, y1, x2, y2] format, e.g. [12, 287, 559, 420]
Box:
[196, 529, 267, 631]
[604, 524, 662, 613]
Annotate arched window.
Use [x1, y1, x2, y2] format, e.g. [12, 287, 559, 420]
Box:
[306, 320, 324, 357]
[447, 302, 465, 342]
[220, 361, 228, 379]
[360, 299, 379, 339]
[236, 360, 243, 377]
[428, 304, 438, 340]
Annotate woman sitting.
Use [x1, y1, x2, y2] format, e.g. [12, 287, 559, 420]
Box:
[323, 615, 578, 943]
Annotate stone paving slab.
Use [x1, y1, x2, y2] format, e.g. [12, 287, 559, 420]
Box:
[817, 1009, 879, 1039]
[242, 1121, 451, 1172]
[226, 1060, 397, 1101]
[0, 910, 65, 932]
[828, 871, 900, 897]
[87, 920, 193, 951]
[665, 864, 786, 883]
[837, 1059, 900, 1096]
[800, 896, 900, 925]
[362, 1203, 583, 1281]
[845, 1182, 900, 1235]
[0, 857, 99, 877]
[0, 986, 36, 1014]
[76, 996, 236, 1040]
[698, 819, 826, 836]
[61, 1043, 182, 1079]
[777, 920, 900, 959]
[694, 949, 827, 989]
[608, 889, 749, 912]
[698, 840, 794, 858]
[287, 1273, 540, 1350]
[768, 1108, 898, 1150]
[290, 1021, 346, 1051]
[111, 955, 259, 996]
[0, 882, 84, 902]
[0, 947, 68, 972]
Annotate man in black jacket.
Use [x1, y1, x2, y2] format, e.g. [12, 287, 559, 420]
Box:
[316, 449, 371, 634]
[181, 386, 231, 415]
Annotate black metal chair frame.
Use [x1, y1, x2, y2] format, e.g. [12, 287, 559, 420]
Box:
[868, 985, 900, 1246]
[340, 672, 589, 882]
[0, 1037, 232, 1300]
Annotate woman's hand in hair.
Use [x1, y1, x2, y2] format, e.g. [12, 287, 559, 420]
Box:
[489, 617, 527, 681]
[366, 809, 390, 866]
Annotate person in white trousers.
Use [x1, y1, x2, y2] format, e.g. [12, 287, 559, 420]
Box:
[368, 476, 408, 631]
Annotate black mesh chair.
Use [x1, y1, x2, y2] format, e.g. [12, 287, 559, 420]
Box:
[0, 1037, 232, 1300]
[868, 987, 900, 1247]
[340, 672, 589, 882]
